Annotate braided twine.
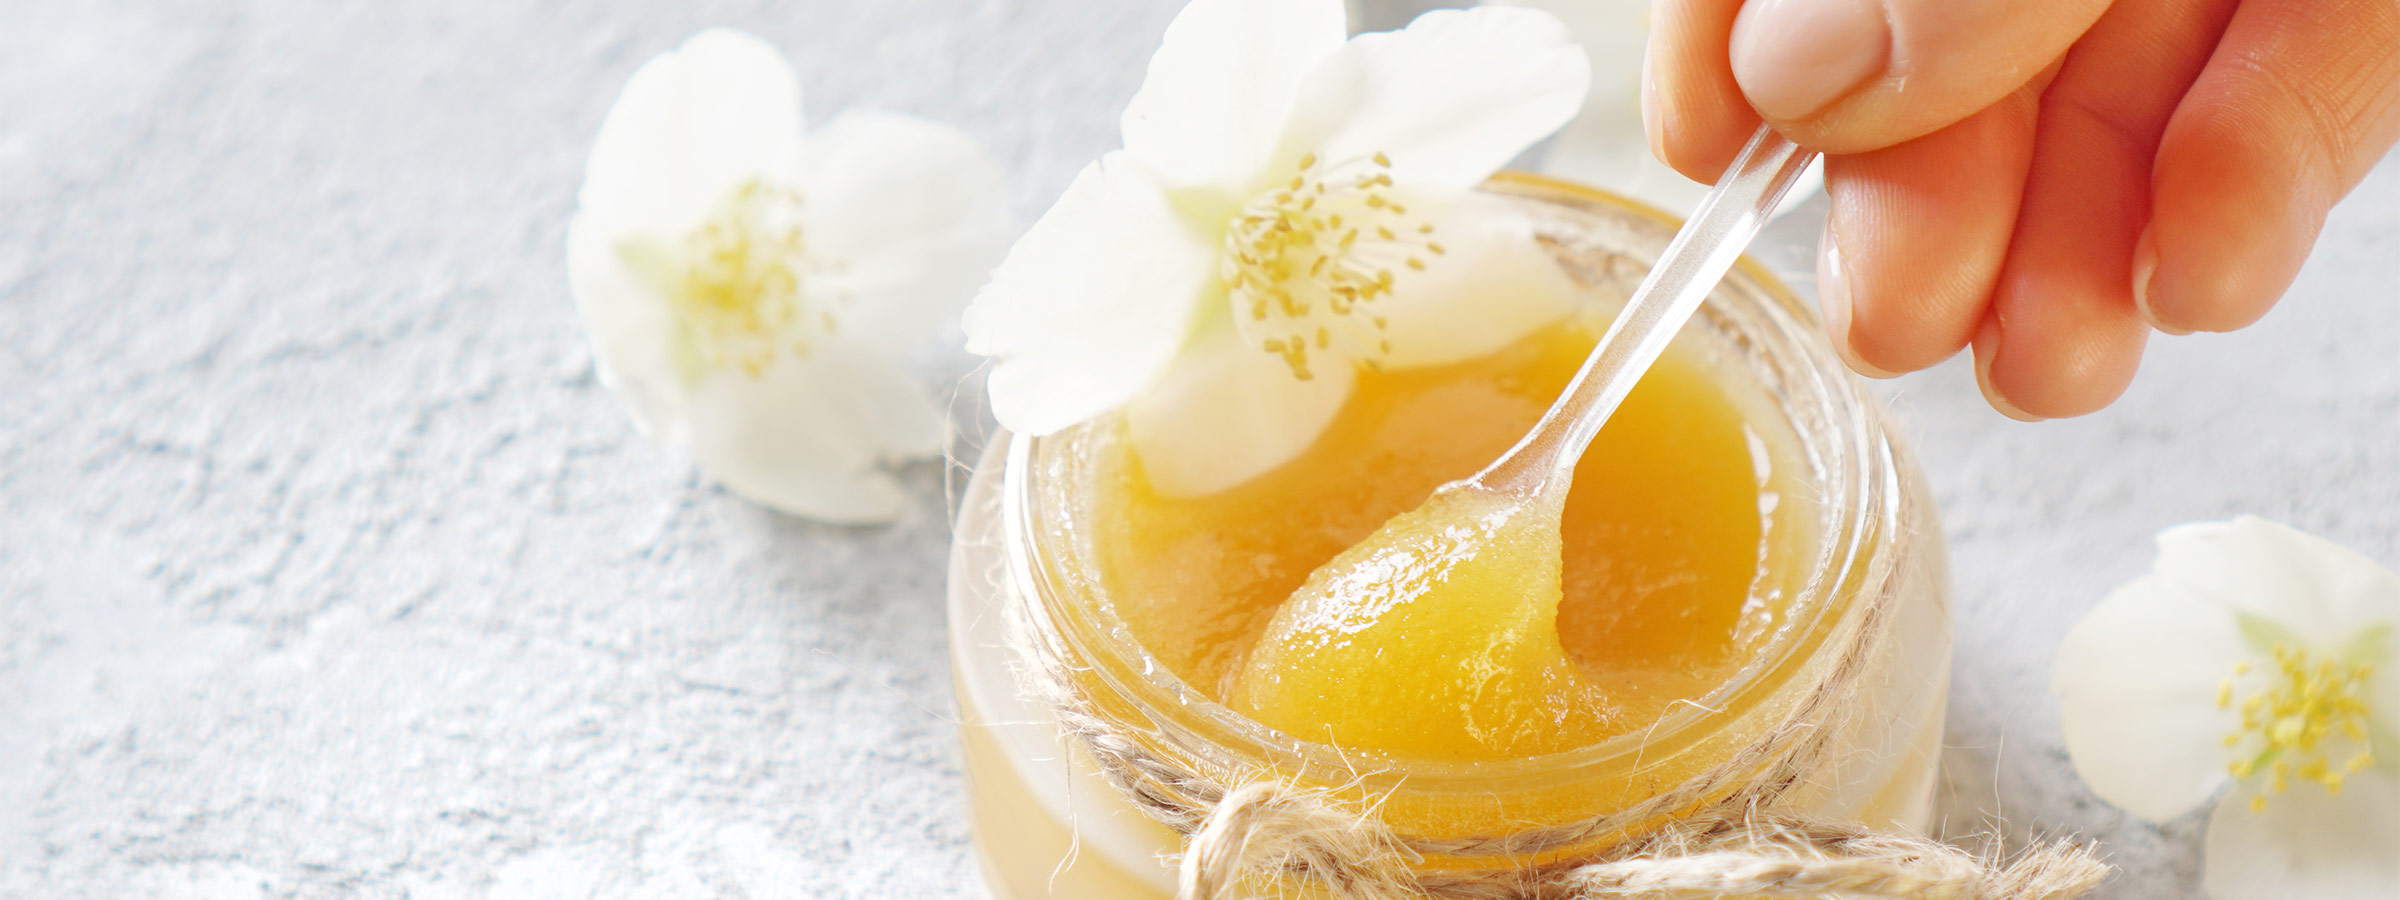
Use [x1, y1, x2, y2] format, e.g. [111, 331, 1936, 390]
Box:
[1003, 541, 2110, 900]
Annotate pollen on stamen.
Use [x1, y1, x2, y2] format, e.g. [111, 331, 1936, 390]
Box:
[1219, 149, 1439, 379]
[661, 179, 833, 378]
[2220, 643, 2380, 811]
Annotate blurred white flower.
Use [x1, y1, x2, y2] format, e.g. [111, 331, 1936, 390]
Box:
[1483, 0, 1822, 218]
[568, 29, 1008, 523]
[964, 0, 1588, 496]
[2055, 517, 2400, 900]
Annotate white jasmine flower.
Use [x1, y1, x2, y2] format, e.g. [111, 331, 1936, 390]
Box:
[1482, 0, 1822, 218]
[963, 0, 1590, 496]
[568, 29, 1008, 523]
[2055, 517, 2400, 900]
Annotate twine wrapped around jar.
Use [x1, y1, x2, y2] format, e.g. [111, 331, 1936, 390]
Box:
[1001, 537, 2110, 900]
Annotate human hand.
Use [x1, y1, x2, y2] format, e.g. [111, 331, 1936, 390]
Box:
[1644, 0, 2400, 418]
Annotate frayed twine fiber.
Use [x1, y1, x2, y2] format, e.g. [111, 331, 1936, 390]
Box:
[1004, 539, 2109, 900]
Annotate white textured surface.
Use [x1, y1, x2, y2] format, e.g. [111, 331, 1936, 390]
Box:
[1, 1, 2395, 898]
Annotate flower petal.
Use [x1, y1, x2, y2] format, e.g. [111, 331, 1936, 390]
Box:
[964, 153, 1217, 436]
[800, 110, 1012, 355]
[579, 28, 804, 232]
[2374, 644, 2400, 749]
[2203, 768, 2400, 900]
[1486, 0, 1645, 122]
[2156, 517, 2400, 651]
[2054, 573, 2251, 823]
[567, 213, 687, 443]
[683, 340, 945, 524]
[1485, 0, 1648, 202]
[1120, 0, 1348, 191]
[1123, 322, 1354, 497]
[1277, 6, 1589, 196]
[1369, 192, 1577, 369]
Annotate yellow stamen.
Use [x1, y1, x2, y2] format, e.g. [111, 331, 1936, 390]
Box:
[2221, 641, 2379, 812]
[644, 179, 834, 379]
[1217, 153, 1447, 378]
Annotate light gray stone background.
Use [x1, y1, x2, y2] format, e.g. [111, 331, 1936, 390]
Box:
[2, 0, 2394, 897]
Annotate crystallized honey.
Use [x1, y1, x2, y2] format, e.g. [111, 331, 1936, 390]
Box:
[1091, 317, 1796, 761]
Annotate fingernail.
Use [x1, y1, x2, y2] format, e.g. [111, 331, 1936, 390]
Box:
[2129, 226, 2189, 335]
[1817, 223, 1896, 378]
[1972, 317, 2044, 422]
[1730, 0, 1891, 121]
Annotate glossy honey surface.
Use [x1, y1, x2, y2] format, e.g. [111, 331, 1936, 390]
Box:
[1091, 317, 1790, 760]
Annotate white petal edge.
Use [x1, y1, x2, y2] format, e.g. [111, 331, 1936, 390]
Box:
[2202, 768, 2400, 900]
[1123, 322, 1354, 498]
[579, 28, 805, 233]
[2155, 517, 2400, 651]
[800, 110, 1012, 355]
[2054, 573, 2251, 823]
[964, 153, 1216, 436]
[1277, 6, 1590, 196]
[1120, 0, 1348, 191]
[683, 341, 945, 524]
[1486, 0, 1645, 120]
[1365, 192, 1577, 369]
[566, 212, 687, 445]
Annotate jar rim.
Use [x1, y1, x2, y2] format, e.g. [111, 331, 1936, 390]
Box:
[996, 172, 1905, 795]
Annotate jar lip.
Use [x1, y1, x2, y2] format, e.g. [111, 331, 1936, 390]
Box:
[1000, 172, 1902, 790]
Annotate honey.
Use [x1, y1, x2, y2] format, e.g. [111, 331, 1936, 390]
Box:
[1092, 318, 1799, 760]
[949, 176, 1952, 900]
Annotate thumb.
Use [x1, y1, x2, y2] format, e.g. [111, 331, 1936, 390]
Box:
[1730, 0, 2111, 152]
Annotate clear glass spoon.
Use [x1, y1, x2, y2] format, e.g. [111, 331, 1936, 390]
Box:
[1477, 123, 1820, 496]
[1231, 126, 1824, 739]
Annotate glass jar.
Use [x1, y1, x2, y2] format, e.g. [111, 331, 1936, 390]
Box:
[947, 174, 1951, 900]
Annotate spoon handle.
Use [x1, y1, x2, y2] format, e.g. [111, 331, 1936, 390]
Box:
[1477, 125, 1819, 495]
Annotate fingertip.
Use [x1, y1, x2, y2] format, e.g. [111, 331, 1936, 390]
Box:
[2138, 0, 2400, 336]
[1971, 317, 2046, 422]
[1978, 308, 2146, 420]
[1819, 100, 2035, 378]
[2141, 119, 2329, 334]
[2128, 225, 2191, 336]
[1646, 0, 1764, 182]
[1816, 219, 1898, 379]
